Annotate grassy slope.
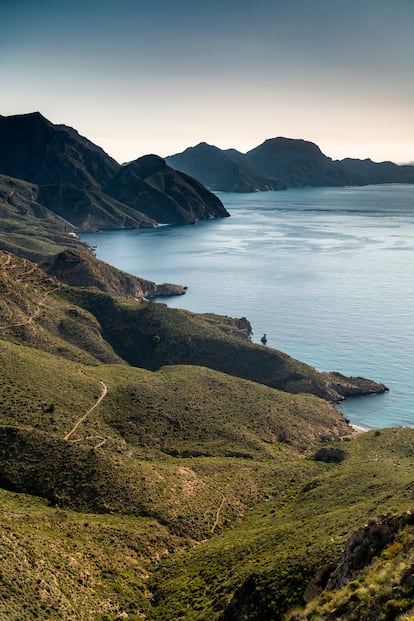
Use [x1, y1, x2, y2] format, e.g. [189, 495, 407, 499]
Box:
[149, 428, 414, 621]
[0, 338, 349, 538]
[0, 488, 182, 621]
[0, 249, 409, 620]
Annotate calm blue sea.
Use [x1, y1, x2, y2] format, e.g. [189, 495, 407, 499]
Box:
[80, 185, 414, 430]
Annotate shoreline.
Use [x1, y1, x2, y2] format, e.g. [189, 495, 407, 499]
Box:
[350, 423, 369, 434]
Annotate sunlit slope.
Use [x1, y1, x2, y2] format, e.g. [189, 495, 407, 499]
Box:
[289, 511, 414, 621]
[0, 488, 181, 621]
[0, 338, 350, 537]
[1, 250, 385, 401]
[150, 428, 414, 621]
[0, 248, 411, 621]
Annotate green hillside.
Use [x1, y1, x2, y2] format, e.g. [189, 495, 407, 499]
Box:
[0, 337, 349, 537]
[150, 428, 414, 621]
[0, 248, 410, 620]
[0, 489, 181, 621]
[289, 511, 414, 621]
[62, 289, 387, 402]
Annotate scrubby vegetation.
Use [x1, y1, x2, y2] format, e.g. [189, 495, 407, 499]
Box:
[149, 428, 414, 620]
[0, 248, 411, 620]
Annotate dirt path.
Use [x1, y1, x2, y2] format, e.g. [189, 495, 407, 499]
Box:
[211, 494, 226, 533]
[63, 380, 108, 441]
[0, 253, 11, 268]
[0, 286, 60, 332]
[178, 466, 227, 533]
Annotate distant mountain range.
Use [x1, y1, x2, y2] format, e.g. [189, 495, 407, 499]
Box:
[0, 112, 229, 233]
[166, 138, 414, 192]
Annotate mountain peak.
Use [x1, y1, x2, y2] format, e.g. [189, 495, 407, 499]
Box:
[0, 111, 51, 127]
[125, 154, 168, 176]
[194, 141, 216, 150]
[0, 111, 120, 189]
[251, 136, 327, 158]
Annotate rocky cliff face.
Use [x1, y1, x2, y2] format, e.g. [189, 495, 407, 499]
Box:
[304, 512, 414, 603]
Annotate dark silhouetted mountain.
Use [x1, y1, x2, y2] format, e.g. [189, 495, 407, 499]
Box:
[339, 157, 414, 184]
[0, 113, 229, 228]
[166, 142, 285, 192]
[0, 112, 119, 190]
[104, 154, 229, 224]
[245, 137, 351, 187]
[167, 137, 414, 191]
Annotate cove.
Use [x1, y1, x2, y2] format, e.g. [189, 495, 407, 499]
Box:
[80, 184, 414, 430]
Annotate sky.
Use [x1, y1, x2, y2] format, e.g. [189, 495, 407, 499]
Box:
[1, 0, 413, 164]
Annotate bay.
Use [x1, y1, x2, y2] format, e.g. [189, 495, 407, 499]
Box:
[80, 184, 414, 430]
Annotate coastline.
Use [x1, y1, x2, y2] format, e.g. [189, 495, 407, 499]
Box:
[350, 423, 369, 435]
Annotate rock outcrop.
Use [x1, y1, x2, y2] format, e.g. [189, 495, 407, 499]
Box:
[304, 512, 414, 602]
[40, 249, 187, 300]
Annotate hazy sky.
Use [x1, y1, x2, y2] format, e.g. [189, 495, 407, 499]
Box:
[1, 0, 413, 163]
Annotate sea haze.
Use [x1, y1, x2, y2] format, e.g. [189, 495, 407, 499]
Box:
[80, 184, 414, 430]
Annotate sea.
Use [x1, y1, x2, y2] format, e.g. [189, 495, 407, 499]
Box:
[80, 184, 414, 430]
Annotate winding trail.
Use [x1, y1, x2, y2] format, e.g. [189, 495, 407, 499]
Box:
[63, 380, 108, 441]
[1, 253, 11, 268]
[1, 252, 110, 448]
[211, 493, 226, 533]
[0, 280, 60, 332]
[178, 466, 228, 533]
[0, 251, 61, 331]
